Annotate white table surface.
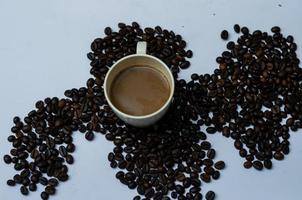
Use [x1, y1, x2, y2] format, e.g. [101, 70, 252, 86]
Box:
[0, 0, 301, 199]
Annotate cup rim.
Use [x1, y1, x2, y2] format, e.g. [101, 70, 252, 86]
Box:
[104, 53, 175, 119]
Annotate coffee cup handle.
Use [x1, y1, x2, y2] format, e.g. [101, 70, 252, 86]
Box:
[136, 41, 147, 54]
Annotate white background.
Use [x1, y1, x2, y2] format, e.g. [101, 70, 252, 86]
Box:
[0, 0, 301, 199]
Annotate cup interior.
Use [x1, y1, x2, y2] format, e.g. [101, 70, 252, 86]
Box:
[104, 54, 175, 118]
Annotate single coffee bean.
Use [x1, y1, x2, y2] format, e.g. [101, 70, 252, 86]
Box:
[48, 178, 59, 187]
[207, 149, 216, 159]
[234, 24, 240, 33]
[271, 26, 281, 33]
[186, 50, 193, 58]
[252, 161, 263, 170]
[39, 177, 48, 186]
[190, 186, 201, 193]
[13, 174, 22, 184]
[200, 141, 211, 150]
[206, 191, 215, 200]
[29, 183, 37, 191]
[243, 161, 252, 169]
[194, 193, 203, 200]
[206, 127, 216, 134]
[145, 188, 155, 198]
[175, 185, 185, 194]
[133, 195, 141, 200]
[66, 154, 74, 164]
[180, 61, 190, 69]
[200, 173, 211, 183]
[22, 178, 30, 186]
[241, 26, 249, 35]
[214, 161, 225, 170]
[45, 186, 56, 195]
[7, 179, 16, 186]
[220, 30, 229, 40]
[41, 191, 49, 200]
[66, 143, 75, 153]
[20, 186, 29, 195]
[104, 27, 112, 35]
[264, 159, 272, 169]
[212, 171, 220, 180]
[59, 146, 67, 157]
[3, 154, 12, 164]
[85, 131, 94, 141]
[274, 152, 284, 160]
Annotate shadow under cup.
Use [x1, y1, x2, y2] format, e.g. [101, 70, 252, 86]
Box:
[104, 54, 175, 127]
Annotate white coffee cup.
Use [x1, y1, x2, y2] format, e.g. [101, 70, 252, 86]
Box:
[104, 41, 175, 127]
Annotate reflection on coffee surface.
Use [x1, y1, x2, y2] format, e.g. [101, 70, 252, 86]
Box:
[110, 65, 170, 116]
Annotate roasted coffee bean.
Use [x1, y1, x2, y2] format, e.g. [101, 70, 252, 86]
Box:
[200, 173, 211, 183]
[22, 178, 30, 186]
[206, 191, 215, 200]
[243, 161, 252, 169]
[171, 191, 178, 199]
[145, 188, 155, 198]
[191, 73, 199, 80]
[175, 185, 185, 194]
[234, 24, 240, 33]
[220, 30, 229, 40]
[85, 131, 94, 141]
[274, 152, 284, 160]
[29, 183, 37, 191]
[252, 161, 263, 170]
[186, 50, 193, 58]
[41, 191, 49, 200]
[200, 141, 211, 150]
[271, 26, 281, 33]
[234, 140, 242, 150]
[207, 149, 216, 159]
[59, 146, 67, 157]
[66, 143, 75, 153]
[241, 26, 249, 35]
[264, 160, 272, 169]
[212, 171, 220, 180]
[48, 178, 59, 187]
[13, 174, 22, 184]
[133, 195, 141, 200]
[190, 186, 201, 193]
[206, 127, 216, 134]
[45, 186, 56, 195]
[214, 161, 225, 170]
[194, 193, 203, 200]
[20, 186, 29, 195]
[7, 179, 16, 186]
[66, 155, 74, 164]
[180, 61, 190, 69]
[3, 154, 12, 164]
[39, 177, 48, 186]
[239, 149, 247, 157]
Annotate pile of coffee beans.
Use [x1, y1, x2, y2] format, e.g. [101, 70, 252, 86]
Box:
[5, 23, 221, 200]
[4, 98, 75, 199]
[105, 80, 225, 200]
[3, 22, 301, 200]
[87, 22, 192, 82]
[190, 25, 301, 170]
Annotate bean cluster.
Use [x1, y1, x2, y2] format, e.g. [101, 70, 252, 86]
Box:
[199, 25, 301, 170]
[3, 22, 301, 200]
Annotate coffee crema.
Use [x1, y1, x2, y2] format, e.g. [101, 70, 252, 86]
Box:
[109, 65, 170, 116]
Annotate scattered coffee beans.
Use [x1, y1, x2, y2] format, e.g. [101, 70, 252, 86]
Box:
[205, 25, 301, 170]
[3, 22, 301, 200]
